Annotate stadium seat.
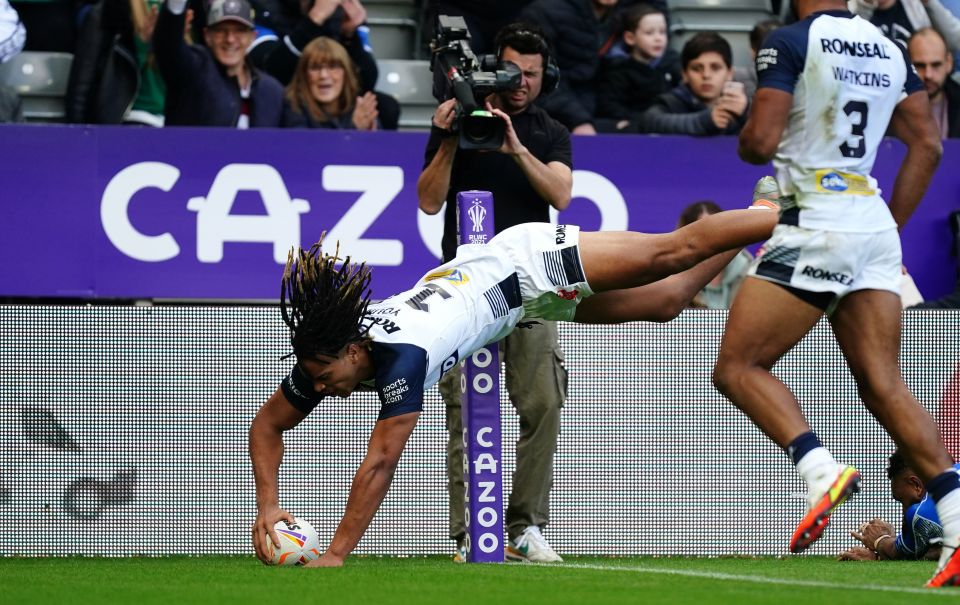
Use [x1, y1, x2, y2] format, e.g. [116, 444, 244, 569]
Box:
[376, 59, 436, 130]
[0, 51, 72, 121]
[366, 1, 420, 59]
[669, 4, 773, 69]
[367, 18, 420, 59]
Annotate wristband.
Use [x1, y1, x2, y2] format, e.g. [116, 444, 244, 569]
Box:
[873, 534, 893, 550]
[430, 124, 456, 138]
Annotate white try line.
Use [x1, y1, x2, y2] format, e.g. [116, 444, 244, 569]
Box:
[559, 562, 960, 597]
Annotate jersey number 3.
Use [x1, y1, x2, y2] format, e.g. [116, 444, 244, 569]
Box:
[839, 100, 868, 159]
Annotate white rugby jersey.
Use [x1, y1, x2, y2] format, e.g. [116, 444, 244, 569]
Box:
[282, 244, 525, 420]
[756, 10, 923, 232]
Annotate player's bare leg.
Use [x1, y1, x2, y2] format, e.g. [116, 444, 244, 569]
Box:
[713, 278, 860, 552]
[578, 208, 777, 294]
[713, 278, 822, 445]
[574, 247, 744, 324]
[830, 289, 952, 480]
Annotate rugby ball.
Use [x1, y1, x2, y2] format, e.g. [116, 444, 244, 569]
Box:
[265, 517, 321, 566]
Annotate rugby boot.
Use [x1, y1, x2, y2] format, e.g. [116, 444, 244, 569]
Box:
[749, 175, 782, 211]
[927, 541, 960, 587]
[790, 465, 861, 553]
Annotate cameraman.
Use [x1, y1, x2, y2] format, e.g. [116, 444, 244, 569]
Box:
[417, 22, 573, 563]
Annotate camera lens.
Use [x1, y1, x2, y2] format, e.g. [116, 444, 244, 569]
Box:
[462, 115, 494, 144]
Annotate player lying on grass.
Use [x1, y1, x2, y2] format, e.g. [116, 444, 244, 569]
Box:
[249, 193, 779, 567]
[839, 451, 960, 562]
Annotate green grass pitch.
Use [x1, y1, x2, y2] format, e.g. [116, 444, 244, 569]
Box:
[1, 556, 957, 604]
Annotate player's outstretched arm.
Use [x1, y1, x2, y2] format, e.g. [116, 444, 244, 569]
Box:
[306, 411, 420, 567]
[887, 91, 943, 230]
[737, 87, 792, 164]
[249, 388, 309, 564]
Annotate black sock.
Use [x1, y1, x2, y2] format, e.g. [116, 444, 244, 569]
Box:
[786, 431, 822, 465]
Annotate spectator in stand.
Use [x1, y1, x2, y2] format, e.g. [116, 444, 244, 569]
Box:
[940, 0, 960, 64]
[636, 32, 749, 135]
[848, 0, 960, 50]
[283, 36, 385, 129]
[908, 27, 960, 138]
[248, 0, 398, 129]
[66, 0, 179, 127]
[596, 3, 681, 132]
[155, 0, 289, 127]
[734, 18, 781, 100]
[518, 0, 622, 134]
[0, 0, 24, 61]
[677, 201, 753, 309]
[11, 0, 75, 52]
[249, 0, 371, 87]
[0, 0, 25, 122]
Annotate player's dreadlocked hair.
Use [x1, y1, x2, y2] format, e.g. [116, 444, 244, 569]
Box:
[280, 234, 372, 362]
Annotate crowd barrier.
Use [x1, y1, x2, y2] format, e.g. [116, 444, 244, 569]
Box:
[2, 305, 958, 556]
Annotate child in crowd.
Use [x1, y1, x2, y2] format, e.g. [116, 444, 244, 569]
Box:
[636, 32, 749, 136]
[597, 3, 681, 131]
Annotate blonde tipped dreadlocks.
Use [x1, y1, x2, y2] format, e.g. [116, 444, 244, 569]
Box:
[280, 234, 373, 361]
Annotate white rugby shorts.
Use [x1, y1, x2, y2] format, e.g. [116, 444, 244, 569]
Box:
[749, 224, 902, 300]
[486, 223, 594, 321]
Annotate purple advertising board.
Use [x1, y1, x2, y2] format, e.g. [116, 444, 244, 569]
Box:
[0, 125, 957, 301]
[456, 190, 504, 563]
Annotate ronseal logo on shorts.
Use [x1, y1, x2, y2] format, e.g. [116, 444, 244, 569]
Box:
[801, 265, 853, 286]
[814, 170, 875, 195]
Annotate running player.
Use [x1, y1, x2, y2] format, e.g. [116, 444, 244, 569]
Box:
[711, 0, 960, 587]
[249, 199, 778, 567]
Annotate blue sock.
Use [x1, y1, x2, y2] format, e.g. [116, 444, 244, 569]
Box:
[786, 431, 822, 466]
[927, 470, 960, 502]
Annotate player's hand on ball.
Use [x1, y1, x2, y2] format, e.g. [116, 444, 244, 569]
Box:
[252, 507, 295, 565]
[304, 551, 344, 568]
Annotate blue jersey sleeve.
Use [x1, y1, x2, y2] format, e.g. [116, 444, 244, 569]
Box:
[896, 495, 942, 559]
[371, 342, 428, 420]
[756, 22, 809, 94]
[895, 503, 922, 557]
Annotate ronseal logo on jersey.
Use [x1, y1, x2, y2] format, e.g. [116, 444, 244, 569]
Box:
[815, 170, 875, 195]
